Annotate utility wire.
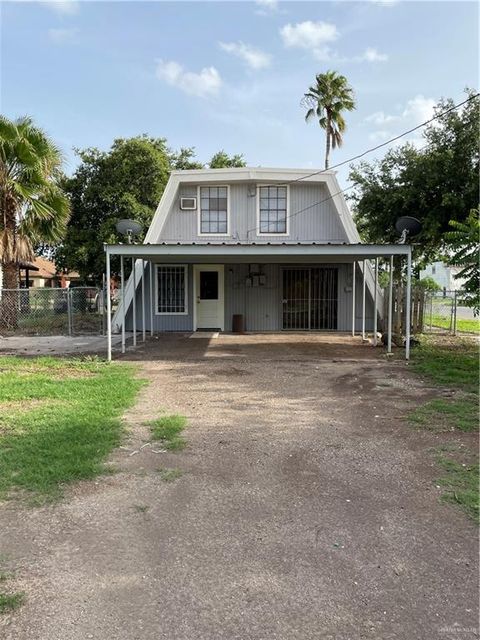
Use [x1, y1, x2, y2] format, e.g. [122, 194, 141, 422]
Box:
[157, 93, 478, 242]
[241, 93, 479, 237]
[276, 92, 480, 187]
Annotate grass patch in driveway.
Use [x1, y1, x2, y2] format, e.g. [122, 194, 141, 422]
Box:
[410, 338, 479, 522]
[436, 454, 479, 523]
[0, 560, 24, 615]
[150, 414, 187, 451]
[156, 467, 183, 482]
[0, 356, 143, 503]
[410, 397, 478, 432]
[0, 591, 25, 614]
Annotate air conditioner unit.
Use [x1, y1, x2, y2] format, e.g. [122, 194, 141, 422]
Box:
[180, 197, 197, 210]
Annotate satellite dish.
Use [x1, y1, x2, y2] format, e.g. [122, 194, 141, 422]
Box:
[395, 216, 422, 243]
[115, 219, 143, 244]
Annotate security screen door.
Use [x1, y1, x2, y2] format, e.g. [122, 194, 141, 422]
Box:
[282, 267, 338, 330]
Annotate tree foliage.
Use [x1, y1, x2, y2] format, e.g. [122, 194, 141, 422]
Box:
[303, 70, 356, 169]
[350, 90, 479, 264]
[417, 276, 441, 293]
[55, 136, 170, 283]
[169, 147, 204, 170]
[0, 115, 70, 290]
[56, 137, 246, 282]
[444, 209, 480, 312]
[208, 150, 246, 169]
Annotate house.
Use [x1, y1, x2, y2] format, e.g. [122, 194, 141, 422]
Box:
[20, 257, 81, 288]
[420, 261, 466, 292]
[0, 257, 80, 289]
[107, 167, 413, 358]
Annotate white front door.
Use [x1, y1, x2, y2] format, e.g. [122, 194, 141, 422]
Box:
[194, 265, 224, 331]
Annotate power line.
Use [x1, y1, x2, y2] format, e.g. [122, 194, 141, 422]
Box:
[159, 93, 478, 242]
[242, 93, 479, 236]
[277, 92, 479, 187]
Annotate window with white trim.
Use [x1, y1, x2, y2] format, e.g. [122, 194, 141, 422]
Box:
[199, 186, 228, 234]
[259, 186, 287, 234]
[156, 265, 187, 314]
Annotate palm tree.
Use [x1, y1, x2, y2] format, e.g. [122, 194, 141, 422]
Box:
[303, 71, 356, 169]
[0, 115, 70, 326]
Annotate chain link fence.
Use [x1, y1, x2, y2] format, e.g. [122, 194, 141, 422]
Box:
[424, 290, 479, 335]
[0, 287, 105, 336]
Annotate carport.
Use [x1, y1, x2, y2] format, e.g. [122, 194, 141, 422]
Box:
[104, 242, 413, 361]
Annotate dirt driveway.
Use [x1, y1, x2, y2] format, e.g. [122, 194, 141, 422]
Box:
[1, 334, 478, 639]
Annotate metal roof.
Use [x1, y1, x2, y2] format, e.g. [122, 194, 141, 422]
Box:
[105, 242, 411, 263]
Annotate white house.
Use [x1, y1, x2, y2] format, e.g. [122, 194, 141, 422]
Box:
[104, 167, 413, 359]
[420, 261, 466, 292]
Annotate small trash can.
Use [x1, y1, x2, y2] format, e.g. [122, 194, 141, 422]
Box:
[232, 314, 245, 333]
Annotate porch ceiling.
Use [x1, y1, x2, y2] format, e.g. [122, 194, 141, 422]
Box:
[104, 242, 411, 264]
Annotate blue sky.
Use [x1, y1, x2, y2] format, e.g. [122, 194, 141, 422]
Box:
[1, 0, 478, 187]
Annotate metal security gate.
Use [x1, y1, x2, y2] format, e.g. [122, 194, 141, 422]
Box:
[282, 267, 338, 330]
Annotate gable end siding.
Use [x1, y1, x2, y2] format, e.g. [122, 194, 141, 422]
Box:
[159, 183, 349, 244]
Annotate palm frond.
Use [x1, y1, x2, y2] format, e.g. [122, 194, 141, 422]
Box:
[302, 70, 356, 159]
[0, 115, 70, 254]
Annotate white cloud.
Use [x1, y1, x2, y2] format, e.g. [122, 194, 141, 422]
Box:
[280, 21, 339, 61]
[219, 41, 271, 70]
[365, 95, 435, 129]
[280, 20, 338, 48]
[368, 130, 391, 142]
[359, 47, 388, 62]
[42, 0, 79, 15]
[365, 111, 399, 126]
[370, 0, 398, 6]
[48, 27, 78, 44]
[255, 0, 278, 14]
[155, 60, 221, 98]
[365, 94, 436, 151]
[402, 94, 436, 123]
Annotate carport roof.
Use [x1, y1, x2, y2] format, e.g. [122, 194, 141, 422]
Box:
[104, 242, 411, 263]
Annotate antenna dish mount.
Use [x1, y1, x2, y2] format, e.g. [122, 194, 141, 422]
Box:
[395, 216, 422, 244]
[115, 219, 143, 244]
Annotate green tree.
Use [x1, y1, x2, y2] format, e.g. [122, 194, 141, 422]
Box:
[444, 209, 480, 312]
[169, 147, 204, 170]
[303, 70, 356, 169]
[417, 276, 441, 293]
[0, 115, 70, 324]
[56, 136, 170, 283]
[208, 150, 246, 169]
[350, 90, 479, 263]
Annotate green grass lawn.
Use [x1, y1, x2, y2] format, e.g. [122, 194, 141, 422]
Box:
[410, 338, 479, 522]
[411, 338, 478, 391]
[429, 314, 480, 334]
[0, 356, 143, 503]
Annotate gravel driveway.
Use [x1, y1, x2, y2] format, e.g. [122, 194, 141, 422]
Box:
[1, 334, 478, 640]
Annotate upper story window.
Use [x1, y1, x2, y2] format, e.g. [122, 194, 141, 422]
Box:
[258, 186, 288, 234]
[199, 186, 228, 235]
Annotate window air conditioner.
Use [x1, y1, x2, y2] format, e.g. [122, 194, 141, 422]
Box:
[180, 197, 197, 210]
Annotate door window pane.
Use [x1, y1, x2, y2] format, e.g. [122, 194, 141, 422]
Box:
[200, 271, 218, 299]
